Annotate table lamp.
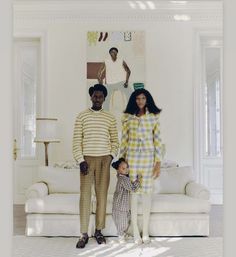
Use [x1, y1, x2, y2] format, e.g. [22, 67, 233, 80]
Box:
[34, 118, 60, 166]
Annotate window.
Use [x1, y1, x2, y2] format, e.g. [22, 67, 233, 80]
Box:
[203, 46, 222, 157]
[15, 41, 40, 159]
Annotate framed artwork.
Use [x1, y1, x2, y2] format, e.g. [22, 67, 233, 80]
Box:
[87, 30, 145, 130]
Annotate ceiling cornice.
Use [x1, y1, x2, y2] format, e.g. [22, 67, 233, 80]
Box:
[13, 1, 223, 25]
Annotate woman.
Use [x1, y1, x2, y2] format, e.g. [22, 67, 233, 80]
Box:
[119, 88, 162, 244]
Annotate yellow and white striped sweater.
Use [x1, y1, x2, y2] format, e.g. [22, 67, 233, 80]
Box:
[73, 108, 119, 164]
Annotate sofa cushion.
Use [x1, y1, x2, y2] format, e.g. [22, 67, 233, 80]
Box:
[109, 166, 194, 195]
[37, 167, 80, 194]
[25, 193, 93, 214]
[108, 169, 118, 194]
[36, 166, 193, 195]
[102, 193, 210, 214]
[148, 194, 210, 213]
[154, 166, 194, 194]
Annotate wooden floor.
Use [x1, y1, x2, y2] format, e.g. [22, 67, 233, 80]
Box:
[13, 204, 223, 237]
[14, 205, 26, 236]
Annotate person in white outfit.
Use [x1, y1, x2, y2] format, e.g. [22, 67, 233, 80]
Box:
[97, 47, 133, 111]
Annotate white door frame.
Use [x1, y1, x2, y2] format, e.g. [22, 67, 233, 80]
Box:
[193, 28, 223, 204]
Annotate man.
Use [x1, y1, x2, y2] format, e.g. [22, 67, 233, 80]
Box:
[97, 47, 133, 111]
[73, 84, 119, 248]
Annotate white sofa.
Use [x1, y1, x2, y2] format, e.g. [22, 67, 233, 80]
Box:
[25, 166, 211, 237]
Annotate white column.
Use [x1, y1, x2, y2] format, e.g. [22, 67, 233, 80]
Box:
[224, 0, 236, 256]
[0, 0, 13, 256]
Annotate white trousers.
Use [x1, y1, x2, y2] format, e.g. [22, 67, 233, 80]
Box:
[130, 193, 152, 239]
[103, 81, 133, 111]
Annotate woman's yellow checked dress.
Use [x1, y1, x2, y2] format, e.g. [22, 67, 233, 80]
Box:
[119, 112, 162, 194]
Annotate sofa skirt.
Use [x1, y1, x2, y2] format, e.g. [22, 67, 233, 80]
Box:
[26, 213, 209, 237]
[103, 213, 209, 236]
[26, 214, 95, 237]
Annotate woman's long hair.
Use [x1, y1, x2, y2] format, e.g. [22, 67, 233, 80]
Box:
[124, 88, 162, 115]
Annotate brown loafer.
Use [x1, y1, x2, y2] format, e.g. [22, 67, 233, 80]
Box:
[76, 235, 89, 248]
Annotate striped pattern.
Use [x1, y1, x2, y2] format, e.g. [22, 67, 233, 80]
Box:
[120, 112, 162, 194]
[73, 108, 119, 164]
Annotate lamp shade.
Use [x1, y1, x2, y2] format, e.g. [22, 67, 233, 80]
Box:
[34, 118, 60, 143]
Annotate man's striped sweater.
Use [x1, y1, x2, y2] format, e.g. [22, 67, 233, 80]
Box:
[73, 108, 119, 164]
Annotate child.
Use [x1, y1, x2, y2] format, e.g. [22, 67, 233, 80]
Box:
[111, 158, 141, 243]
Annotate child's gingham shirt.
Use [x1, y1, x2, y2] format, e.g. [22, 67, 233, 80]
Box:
[112, 174, 140, 212]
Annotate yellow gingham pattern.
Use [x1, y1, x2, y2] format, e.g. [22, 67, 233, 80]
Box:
[120, 113, 162, 193]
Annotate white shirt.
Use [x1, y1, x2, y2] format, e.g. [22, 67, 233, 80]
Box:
[105, 57, 126, 84]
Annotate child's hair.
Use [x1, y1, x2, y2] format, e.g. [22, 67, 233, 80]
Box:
[112, 158, 127, 170]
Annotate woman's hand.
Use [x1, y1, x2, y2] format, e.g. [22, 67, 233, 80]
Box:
[136, 174, 142, 183]
[152, 162, 161, 179]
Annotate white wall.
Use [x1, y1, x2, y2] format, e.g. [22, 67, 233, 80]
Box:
[224, 0, 236, 252]
[0, 0, 13, 256]
[146, 24, 194, 165]
[13, 1, 222, 168]
[47, 24, 87, 162]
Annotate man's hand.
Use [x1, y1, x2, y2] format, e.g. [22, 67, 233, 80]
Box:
[80, 161, 89, 175]
[123, 81, 128, 88]
[152, 162, 161, 179]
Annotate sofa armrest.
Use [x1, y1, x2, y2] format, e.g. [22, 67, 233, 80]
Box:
[185, 181, 210, 200]
[26, 182, 49, 199]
